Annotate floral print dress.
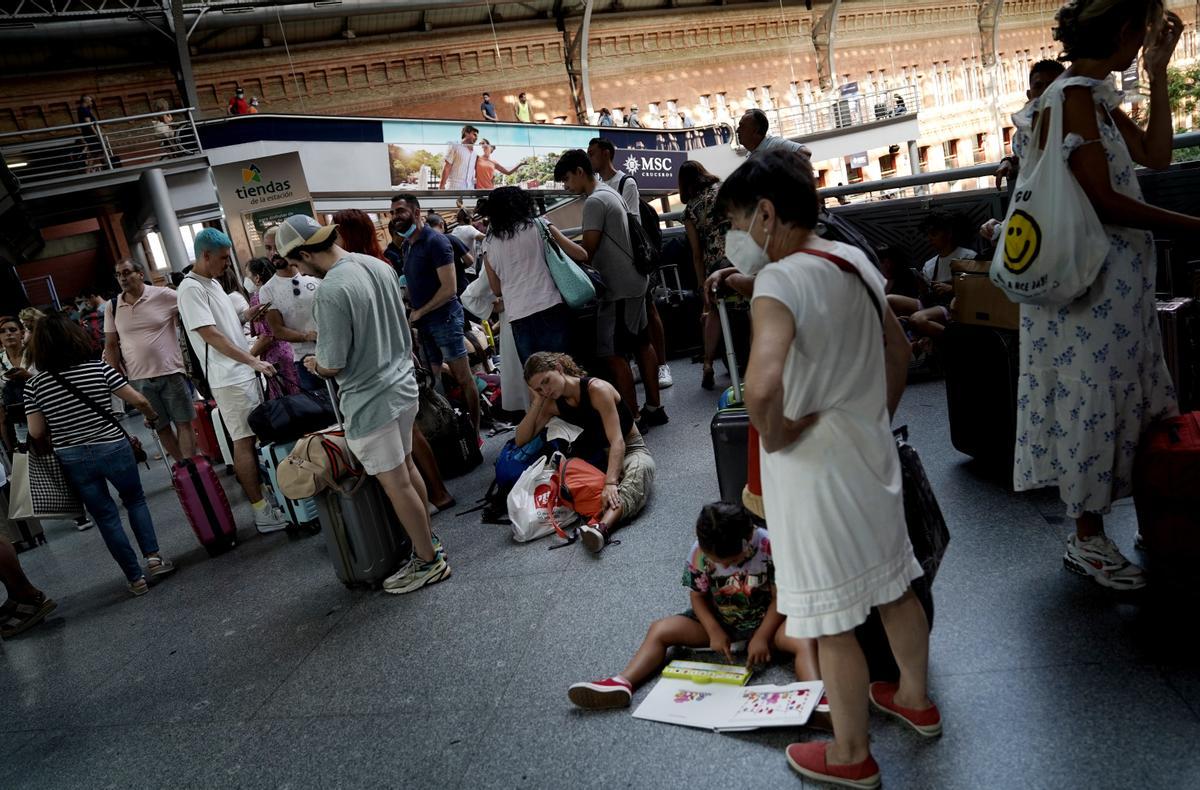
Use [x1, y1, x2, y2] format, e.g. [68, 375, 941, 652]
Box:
[683, 183, 731, 276]
[249, 292, 300, 400]
[1013, 77, 1177, 518]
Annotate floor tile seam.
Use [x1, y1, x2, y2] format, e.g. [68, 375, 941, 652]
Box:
[245, 591, 372, 722]
[929, 659, 1145, 679]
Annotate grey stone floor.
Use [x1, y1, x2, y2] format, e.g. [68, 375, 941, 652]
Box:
[3, 365, 1199, 789]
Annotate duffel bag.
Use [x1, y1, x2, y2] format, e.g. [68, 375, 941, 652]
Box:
[278, 429, 358, 500]
[248, 388, 337, 444]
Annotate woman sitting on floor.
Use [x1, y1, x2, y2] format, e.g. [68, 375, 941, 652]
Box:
[515, 351, 654, 553]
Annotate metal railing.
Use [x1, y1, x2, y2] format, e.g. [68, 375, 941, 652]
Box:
[766, 85, 919, 141]
[0, 107, 203, 187]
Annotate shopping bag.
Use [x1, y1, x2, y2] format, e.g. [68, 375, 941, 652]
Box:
[8, 450, 84, 521]
[989, 83, 1109, 305]
[507, 456, 578, 543]
[894, 427, 950, 584]
[539, 220, 597, 309]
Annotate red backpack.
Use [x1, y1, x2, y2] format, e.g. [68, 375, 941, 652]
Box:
[547, 452, 607, 537]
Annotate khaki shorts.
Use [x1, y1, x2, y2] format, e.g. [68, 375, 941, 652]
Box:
[211, 379, 263, 442]
[345, 404, 418, 476]
[617, 433, 655, 520]
[131, 373, 194, 428]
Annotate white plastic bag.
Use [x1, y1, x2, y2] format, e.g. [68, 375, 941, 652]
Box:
[507, 456, 577, 543]
[989, 86, 1109, 305]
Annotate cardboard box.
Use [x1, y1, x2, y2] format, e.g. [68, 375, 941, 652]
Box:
[950, 258, 1020, 330]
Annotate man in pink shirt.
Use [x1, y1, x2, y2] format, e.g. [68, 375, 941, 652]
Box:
[103, 257, 197, 462]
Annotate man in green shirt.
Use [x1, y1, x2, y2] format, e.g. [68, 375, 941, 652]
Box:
[278, 214, 450, 595]
[515, 92, 532, 123]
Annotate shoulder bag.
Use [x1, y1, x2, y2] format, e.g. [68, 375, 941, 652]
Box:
[46, 370, 148, 466]
[537, 220, 599, 308]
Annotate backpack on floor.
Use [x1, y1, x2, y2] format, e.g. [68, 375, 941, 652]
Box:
[549, 452, 607, 528]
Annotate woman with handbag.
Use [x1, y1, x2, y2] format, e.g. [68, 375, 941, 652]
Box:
[1011, 1, 1200, 590]
[680, 161, 731, 390]
[481, 186, 589, 364]
[24, 314, 177, 596]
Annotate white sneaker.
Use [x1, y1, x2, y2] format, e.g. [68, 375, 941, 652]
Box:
[657, 364, 673, 389]
[1063, 534, 1147, 590]
[254, 505, 290, 534]
[75, 517, 93, 532]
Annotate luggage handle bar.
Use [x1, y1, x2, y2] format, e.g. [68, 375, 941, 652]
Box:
[716, 298, 742, 403]
[325, 377, 364, 477]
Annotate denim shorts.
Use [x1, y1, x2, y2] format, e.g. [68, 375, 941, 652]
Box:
[131, 373, 195, 427]
[418, 302, 468, 367]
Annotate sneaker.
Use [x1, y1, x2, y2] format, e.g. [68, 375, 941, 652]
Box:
[786, 742, 881, 789]
[640, 405, 669, 428]
[146, 556, 177, 579]
[128, 577, 150, 597]
[579, 523, 607, 553]
[431, 533, 446, 558]
[657, 364, 673, 389]
[868, 681, 943, 737]
[254, 505, 290, 534]
[75, 517, 93, 532]
[383, 555, 451, 594]
[568, 677, 632, 710]
[1063, 533, 1147, 590]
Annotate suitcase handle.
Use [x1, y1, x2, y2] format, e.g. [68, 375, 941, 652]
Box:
[325, 377, 364, 477]
[716, 298, 742, 403]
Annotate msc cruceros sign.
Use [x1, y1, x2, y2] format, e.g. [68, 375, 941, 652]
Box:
[614, 148, 687, 191]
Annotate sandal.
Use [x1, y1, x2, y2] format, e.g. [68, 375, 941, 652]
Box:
[0, 592, 57, 639]
[128, 577, 149, 597]
[701, 366, 715, 391]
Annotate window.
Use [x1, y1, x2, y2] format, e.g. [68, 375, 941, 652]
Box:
[1003, 127, 1015, 156]
[816, 169, 828, 188]
[943, 139, 959, 168]
[879, 152, 897, 178]
[918, 145, 930, 173]
[847, 164, 865, 184]
[974, 133, 987, 164]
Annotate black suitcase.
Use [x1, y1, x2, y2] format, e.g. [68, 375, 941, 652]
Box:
[710, 408, 750, 504]
[943, 323, 1019, 470]
[1156, 297, 1199, 412]
[653, 263, 703, 360]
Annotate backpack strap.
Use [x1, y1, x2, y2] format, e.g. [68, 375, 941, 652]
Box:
[799, 248, 883, 328]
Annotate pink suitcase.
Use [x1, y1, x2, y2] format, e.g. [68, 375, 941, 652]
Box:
[172, 455, 238, 556]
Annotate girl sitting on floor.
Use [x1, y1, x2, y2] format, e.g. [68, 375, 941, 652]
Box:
[568, 502, 820, 709]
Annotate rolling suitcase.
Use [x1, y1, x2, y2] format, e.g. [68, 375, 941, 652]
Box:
[258, 440, 320, 529]
[710, 298, 750, 503]
[653, 261, 702, 360]
[1133, 411, 1200, 561]
[1156, 297, 1199, 412]
[192, 399, 221, 461]
[318, 381, 411, 589]
[942, 323, 1019, 471]
[157, 435, 238, 556]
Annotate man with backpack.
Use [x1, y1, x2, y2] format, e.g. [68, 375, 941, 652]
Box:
[553, 149, 667, 431]
[588, 137, 674, 391]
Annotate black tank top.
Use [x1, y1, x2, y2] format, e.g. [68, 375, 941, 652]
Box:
[556, 376, 634, 465]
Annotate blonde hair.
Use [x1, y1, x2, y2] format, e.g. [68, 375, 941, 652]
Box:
[18, 307, 46, 326]
[523, 351, 586, 381]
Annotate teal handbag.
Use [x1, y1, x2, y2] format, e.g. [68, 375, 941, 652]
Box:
[538, 220, 597, 309]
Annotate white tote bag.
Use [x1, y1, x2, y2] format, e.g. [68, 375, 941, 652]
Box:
[989, 86, 1110, 305]
[506, 457, 578, 543]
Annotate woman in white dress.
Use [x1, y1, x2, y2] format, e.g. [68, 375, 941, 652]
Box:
[721, 149, 936, 789]
[1013, 0, 1199, 590]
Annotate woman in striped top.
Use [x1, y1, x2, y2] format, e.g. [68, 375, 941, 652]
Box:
[25, 314, 177, 596]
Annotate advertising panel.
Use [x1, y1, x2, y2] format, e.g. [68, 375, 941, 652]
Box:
[212, 152, 314, 260]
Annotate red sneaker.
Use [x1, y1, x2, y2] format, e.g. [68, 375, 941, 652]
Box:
[568, 677, 632, 710]
[786, 742, 881, 789]
[869, 681, 943, 737]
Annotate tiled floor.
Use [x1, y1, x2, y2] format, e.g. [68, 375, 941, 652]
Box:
[3, 365, 1198, 789]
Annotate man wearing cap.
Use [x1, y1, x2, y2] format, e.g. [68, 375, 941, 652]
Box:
[177, 228, 290, 534]
[279, 214, 450, 595]
[439, 125, 479, 191]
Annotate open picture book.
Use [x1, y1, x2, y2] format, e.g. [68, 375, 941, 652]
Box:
[632, 677, 824, 732]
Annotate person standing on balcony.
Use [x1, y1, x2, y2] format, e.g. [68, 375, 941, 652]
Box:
[480, 92, 499, 122]
[228, 87, 250, 116]
[515, 92, 533, 123]
[737, 109, 812, 159]
[626, 105, 643, 128]
[77, 95, 104, 172]
[439, 125, 479, 191]
[597, 108, 615, 127]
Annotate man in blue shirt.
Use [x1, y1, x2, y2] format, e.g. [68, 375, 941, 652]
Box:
[393, 194, 480, 439]
[480, 92, 499, 122]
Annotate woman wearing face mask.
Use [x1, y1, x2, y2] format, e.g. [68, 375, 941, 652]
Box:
[719, 149, 933, 788]
[246, 257, 300, 399]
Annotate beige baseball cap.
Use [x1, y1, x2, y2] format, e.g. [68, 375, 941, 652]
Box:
[275, 214, 337, 258]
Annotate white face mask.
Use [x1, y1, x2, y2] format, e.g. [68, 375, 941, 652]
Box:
[242, 275, 258, 294]
[725, 211, 771, 276]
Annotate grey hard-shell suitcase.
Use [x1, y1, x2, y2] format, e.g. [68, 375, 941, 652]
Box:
[318, 381, 411, 589]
